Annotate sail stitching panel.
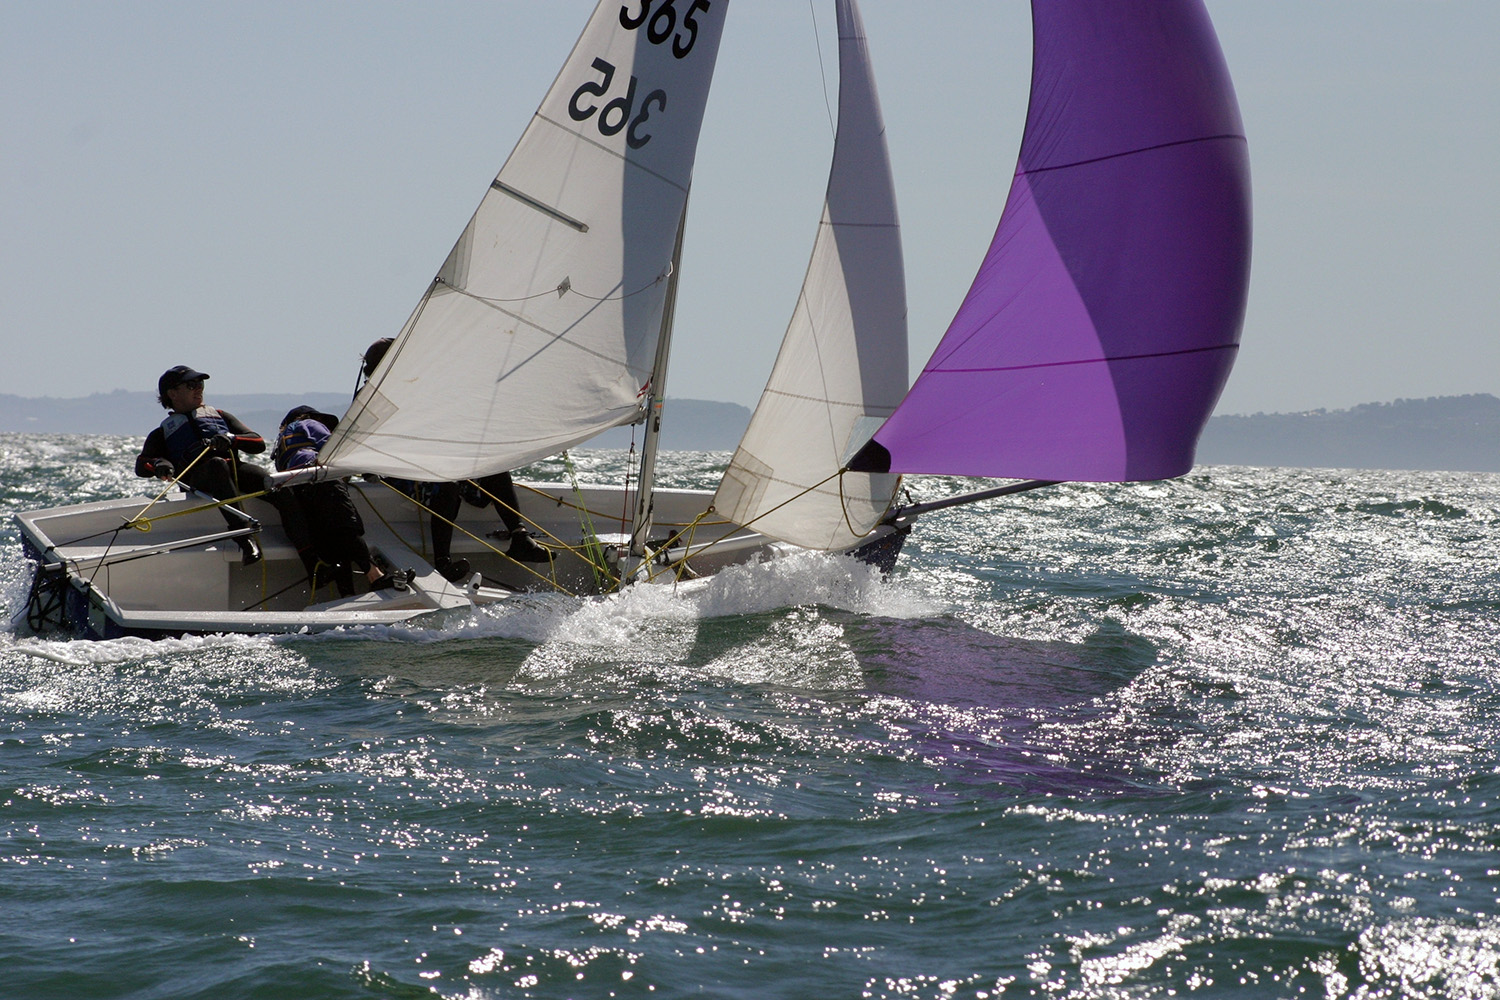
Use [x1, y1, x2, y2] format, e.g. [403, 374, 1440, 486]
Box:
[534, 112, 693, 194]
[1020, 132, 1247, 176]
[925, 342, 1239, 375]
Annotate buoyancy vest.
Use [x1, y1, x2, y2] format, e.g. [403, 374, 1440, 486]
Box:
[273, 418, 331, 471]
[160, 406, 232, 466]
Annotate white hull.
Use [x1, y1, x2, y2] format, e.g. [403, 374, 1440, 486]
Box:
[16, 480, 908, 639]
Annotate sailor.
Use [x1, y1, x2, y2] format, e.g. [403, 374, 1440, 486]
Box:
[358, 338, 551, 581]
[135, 365, 314, 572]
[272, 405, 411, 595]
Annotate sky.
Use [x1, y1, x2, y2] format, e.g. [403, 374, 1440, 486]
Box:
[2, 1, 1496, 417]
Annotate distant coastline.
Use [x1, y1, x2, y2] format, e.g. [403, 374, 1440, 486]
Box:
[4, 390, 1498, 473]
[0, 390, 753, 454]
[1196, 394, 1500, 473]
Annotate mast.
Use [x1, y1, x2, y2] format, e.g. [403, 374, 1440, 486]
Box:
[625, 199, 690, 578]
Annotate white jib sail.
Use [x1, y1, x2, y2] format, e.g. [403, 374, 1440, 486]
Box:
[320, 1, 728, 481]
[712, 0, 907, 551]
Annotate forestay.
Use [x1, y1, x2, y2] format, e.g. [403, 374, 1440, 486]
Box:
[713, 0, 907, 550]
[851, 0, 1251, 483]
[320, 1, 728, 482]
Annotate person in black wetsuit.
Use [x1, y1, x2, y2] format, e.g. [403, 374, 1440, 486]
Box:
[135, 365, 315, 573]
[358, 339, 551, 582]
[272, 406, 411, 596]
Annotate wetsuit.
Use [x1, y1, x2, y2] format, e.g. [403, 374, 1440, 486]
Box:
[273, 416, 376, 596]
[135, 407, 314, 571]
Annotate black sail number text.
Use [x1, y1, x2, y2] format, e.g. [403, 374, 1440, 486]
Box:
[620, 0, 712, 59]
[568, 58, 668, 149]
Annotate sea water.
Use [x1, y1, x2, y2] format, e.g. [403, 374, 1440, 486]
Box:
[2, 433, 1499, 999]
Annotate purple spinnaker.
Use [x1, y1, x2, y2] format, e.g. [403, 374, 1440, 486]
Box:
[855, 0, 1250, 482]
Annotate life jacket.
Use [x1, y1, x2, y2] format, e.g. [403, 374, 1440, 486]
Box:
[160, 406, 232, 466]
[274, 418, 332, 471]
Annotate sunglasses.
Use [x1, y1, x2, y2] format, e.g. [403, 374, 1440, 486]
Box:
[173, 380, 205, 391]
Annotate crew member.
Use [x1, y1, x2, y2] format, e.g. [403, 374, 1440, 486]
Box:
[135, 364, 314, 573]
[273, 405, 411, 595]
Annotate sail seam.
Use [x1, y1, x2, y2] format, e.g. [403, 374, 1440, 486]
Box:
[446, 285, 651, 377]
[1020, 133, 1247, 176]
[760, 386, 897, 413]
[927, 342, 1238, 374]
[535, 113, 691, 194]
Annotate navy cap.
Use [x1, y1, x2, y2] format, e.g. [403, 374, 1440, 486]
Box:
[158, 365, 210, 395]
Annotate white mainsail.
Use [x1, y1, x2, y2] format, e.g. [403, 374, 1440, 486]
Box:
[320, 1, 728, 481]
[712, 0, 907, 550]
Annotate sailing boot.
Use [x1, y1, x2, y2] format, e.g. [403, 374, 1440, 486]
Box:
[505, 528, 552, 564]
[371, 568, 414, 592]
[436, 557, 471, 583]
[237, 536, 262, 567]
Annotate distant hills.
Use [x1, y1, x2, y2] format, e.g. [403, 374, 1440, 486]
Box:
[4, 390, 1499, 473]
[1195, 394, 1500, 473]
[0, 390, 753, 453]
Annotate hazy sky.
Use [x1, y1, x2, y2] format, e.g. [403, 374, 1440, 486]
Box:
[3, 1, 1496, 416]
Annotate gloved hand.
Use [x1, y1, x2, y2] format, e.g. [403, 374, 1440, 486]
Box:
[153, 459, 176, 480]
[210, 433, 235, 455]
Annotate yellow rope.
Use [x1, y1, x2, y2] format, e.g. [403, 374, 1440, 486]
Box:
[635, 508, 714, 585]
[515, 481, 734, 529]
[512, 468, 865, 585]
[126, 445, 217, 529]
[367, 478, 586, 597]
[126, 488, 271, 531]
[560, 451, 613, 590]
[638, 467, 900, 581]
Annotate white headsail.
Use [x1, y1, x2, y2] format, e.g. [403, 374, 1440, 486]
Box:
[712, 0, 907, 550]
[320, 1, 728, 481]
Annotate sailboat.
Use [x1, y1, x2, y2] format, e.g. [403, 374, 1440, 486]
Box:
[16, 0, 1249, 640]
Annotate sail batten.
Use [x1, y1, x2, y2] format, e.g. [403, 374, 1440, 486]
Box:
[490, 180, 590, 232]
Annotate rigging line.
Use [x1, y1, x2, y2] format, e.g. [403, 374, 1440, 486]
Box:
[449, 265, 670, 306]
[53, 489, 261, 554]
[809, 0, 835, 137]
[441, 283, 657, 378]
[128, 489, 270, 529]
[513, 481, 733, 529]
[237, 565, 320, 612]
[464, 476, 598, 568]
[239, 579, 305, 612]
[83, 526, 124, 589]
[370, 477, 582, 596]
[639, 509, 714, 585]
[620, 431, 637, 536]
[52, 529, 260, 575]
[672, 513, 707, 585]
[838, 469, 901, 541]
[333, 285, 434, 448]
[126, 444, 215, 526]
[670, 468, 847, 573]
[561, 451, 613, 591]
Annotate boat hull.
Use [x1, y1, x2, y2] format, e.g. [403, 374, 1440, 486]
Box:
[15, 479, 908, 639]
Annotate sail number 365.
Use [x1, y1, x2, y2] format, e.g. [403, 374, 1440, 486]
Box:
[567, 1, 712, 149]
[619, 0, 712, 59]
